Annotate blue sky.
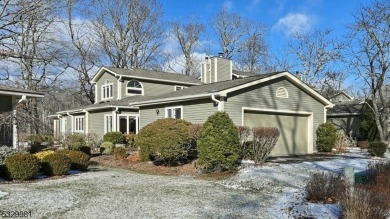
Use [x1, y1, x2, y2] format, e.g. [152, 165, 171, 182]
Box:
[160, 0, 366, 54]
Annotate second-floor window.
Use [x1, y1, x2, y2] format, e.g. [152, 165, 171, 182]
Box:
[127, 80, 143, 95]
[102, 80, 113, 100]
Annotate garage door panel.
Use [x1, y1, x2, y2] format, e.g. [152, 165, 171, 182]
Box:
[244, 111, 309, 156]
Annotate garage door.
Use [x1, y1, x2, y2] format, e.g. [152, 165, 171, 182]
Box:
[244, 110, 311, 156]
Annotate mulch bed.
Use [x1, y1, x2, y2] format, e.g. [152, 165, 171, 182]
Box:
[90, 151, 236, 180]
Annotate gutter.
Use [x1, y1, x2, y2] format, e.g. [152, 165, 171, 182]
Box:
[131, 93, 219, 107]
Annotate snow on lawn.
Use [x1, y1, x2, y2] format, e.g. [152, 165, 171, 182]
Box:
[227, 147, 390, 219]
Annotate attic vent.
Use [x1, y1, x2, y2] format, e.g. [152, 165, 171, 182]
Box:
[276, 87, 288, 98]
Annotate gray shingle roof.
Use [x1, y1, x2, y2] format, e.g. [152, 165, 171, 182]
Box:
[327, 100, 363, 115]
[105, 67, 203, 85]
[129, 71, 283, 105]
[232, 70, 258, 77]
[0, 85, 44, 96]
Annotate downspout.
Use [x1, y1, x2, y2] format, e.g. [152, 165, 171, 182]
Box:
[211, 95, 222, 111]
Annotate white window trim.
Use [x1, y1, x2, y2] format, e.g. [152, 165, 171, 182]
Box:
[165, 106, 183, 119]
[174, 85, 187, 91]
[74, 116, 84, 132]
[276, 87, 289, 98]
[104, 114, 113, 134]
[101, 80, 114, 100]
[126, 80, 144, 96]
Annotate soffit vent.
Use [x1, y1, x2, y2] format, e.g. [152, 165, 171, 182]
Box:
[276, 87, 288, 98]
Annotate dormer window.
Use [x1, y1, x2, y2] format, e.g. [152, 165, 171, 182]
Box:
[102, 80, 113, 100]
[127, 80, 143, 95]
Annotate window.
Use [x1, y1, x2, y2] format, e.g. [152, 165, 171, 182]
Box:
[174, 86, 187, 91]
[74, 116, 84, 132]
[101, 80, 113, 100]
[104, 115, 113, 133]
[276, 87, 288, 98]
[165, 106, 183, 119]
[127, 80, 143, 95]
[118, 115, 138, 134]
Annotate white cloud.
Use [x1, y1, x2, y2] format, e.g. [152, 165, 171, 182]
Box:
[222, 0, 234, 11]
[273, 13, 315, 36]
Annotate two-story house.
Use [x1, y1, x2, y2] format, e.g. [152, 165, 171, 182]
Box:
[52, 55, 334, 156]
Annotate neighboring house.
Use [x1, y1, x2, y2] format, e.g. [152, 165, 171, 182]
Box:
[0, 85, 45, 148]
[52, 56, 334, 156]
[326, 91, 363, 139]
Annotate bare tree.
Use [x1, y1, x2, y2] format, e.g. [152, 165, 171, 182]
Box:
[237, 23, 268, 73]
[65, 0, 98, 103]
[91, 0, 165, 69]
[287, 29, 344, 92]
[348, 0, 390, 142]
[171, 18, 205, 75]
[210, 8, 250, 59]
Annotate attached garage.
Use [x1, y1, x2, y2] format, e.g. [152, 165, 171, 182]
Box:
[243, 108, 313, 156]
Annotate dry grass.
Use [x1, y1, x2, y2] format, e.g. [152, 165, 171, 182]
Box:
[305, 172, 345, 204]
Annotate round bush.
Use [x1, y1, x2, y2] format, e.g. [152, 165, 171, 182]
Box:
[60, 150, 90, 171]
[63, 133, 86, 150]
[41, 153, 71, 176]
[136, 118, 193, 165]
[197, 112, 241, 172]
[5, 153, 40, 180]
[103, 132, 124, 144]
[100, 142, 114, 155]
[78, 146, 91, 156]
[113, 147, 127, 160]
[368, 141, 388, 157]
[34, 150, 55, 161]
[0, 146, 18, 165]
[316, 123, 337, 152]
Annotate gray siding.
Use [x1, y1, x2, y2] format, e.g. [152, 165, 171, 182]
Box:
[96, 72, 118, 102]
[216, 58, 232, 82]
[0, 95, 12, 112]
[224, 77, 326, 151]
[139, 99, 218, 129]
[211, 59, 216, 82]
[328, 115, 361, 138]
[89, 110, 109, 137]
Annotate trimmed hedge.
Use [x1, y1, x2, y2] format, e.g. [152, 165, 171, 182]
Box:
[5, 153, 40, 180]
[136, 118, 193, 165]
[368, 141, 388, 157]
[41, 153, 71, 176]
[34, 150, 55, 161]
[197, 112, 241, 172]
[100, 142, 114, 155]
[103, 132, 124, 144]
[113, 147, 127, 160]
[316, 123, 337, 152]
[60, 150, 90, 171]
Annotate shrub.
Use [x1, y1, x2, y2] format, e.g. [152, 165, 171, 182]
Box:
[237, 126, 251, 159]
[78, 146, 91, 156]
[85, 133, 101, 152]
[358, 140, 369, 149]
[34, 150, 55, 161]
[197, 112, 241, 172]
[62, 133, 86, 150]
[0, 146, 18, 165]
[305, 172, 345, 203]
[368, 141, 388, 157]
[252, 127, 280, 164]
[316, 123, 337, 152]
[136, 118, 193, 165]
[4, 153, 40, 180]
[123, 133, 137, 148]
[359, 100, 380, 141]
[113, 147, 127, 160]
[41, 153, 71, 176]
[60, 150, 90, 171]
[103, 132, 124, 144]
[100, 142, 114, 155]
